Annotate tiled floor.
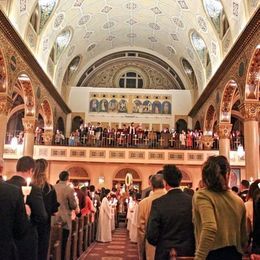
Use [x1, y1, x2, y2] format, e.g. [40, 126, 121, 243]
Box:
[80, 227, 139, 260]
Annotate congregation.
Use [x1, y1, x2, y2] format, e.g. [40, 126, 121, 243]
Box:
[0, 155, 259, 260]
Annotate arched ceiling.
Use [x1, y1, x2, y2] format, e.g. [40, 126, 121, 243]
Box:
[3, 0, 258, 95]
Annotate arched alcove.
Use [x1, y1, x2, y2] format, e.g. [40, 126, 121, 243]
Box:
[67, 166, 90, 183]
[176, 119, 187, 133]
[71, 116, 83, 132]
[57, 117, 65, 133]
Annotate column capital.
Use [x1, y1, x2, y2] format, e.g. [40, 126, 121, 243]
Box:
[239, 102, 260, 121]
[42, 129, 54, 145]
[22, 117, 36, 134]
[217, 123, 232, 139]
[0, 95, 13, 116]
[201, 135, 214, 150]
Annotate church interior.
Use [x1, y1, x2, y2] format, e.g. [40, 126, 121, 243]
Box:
[0, 0, 259, 259]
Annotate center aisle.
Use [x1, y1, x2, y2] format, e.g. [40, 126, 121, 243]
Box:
[80, 227, 139, 260]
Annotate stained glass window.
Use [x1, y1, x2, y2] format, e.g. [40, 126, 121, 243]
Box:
[203, 0, 229, 39]
[119, 72, 143, 88]
[181, 58, 198, 88]
[39, 0, 57, 33]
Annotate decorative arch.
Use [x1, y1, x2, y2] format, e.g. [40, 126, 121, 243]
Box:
[114, 168, 141, 181]
[219, 80, 239, 123]
[67, 166, 89, 180]
[0, 49, 8, 93]
[204, 105, 216, 132]
[16, 73, 36, 117]
[40, 99, 53, 130]
[245, 46, 260, 101]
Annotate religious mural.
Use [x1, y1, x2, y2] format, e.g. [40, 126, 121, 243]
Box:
[89, 94, 172, 115]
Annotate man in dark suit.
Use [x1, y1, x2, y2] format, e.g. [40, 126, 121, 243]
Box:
[147, 164, 195, 259]
[7, 156, 47, 260]
[0, 158, 30, 259]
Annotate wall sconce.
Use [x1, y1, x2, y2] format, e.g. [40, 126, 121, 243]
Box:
[98, 176, 105, 184]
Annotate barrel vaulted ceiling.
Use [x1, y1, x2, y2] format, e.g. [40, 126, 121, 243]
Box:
[2, 0, 259, 95]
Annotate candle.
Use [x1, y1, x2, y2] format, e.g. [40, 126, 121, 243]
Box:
[2, 175, 7, 181]
[26, 177, 31, 186]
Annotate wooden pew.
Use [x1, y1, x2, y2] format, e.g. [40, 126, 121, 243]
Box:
[49, 223, 62, 260]
[83, 215, 89, 251]
[70, 218, 78, 260]
[77, 217, 84, 257]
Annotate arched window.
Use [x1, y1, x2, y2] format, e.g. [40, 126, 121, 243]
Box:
[190, 30, 212, 79]
[203, 0, 230, 39]
[181, 58, 198, 89]
[63, 56, 81, 84]
[119, 72, 143, 88]
[29, 0, 57, 34]
[49, 29, 71, 64]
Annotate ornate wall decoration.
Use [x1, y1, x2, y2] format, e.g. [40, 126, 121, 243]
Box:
[86, 60, 176, 89]
[0, 95, 13, 115]
[217, 123, 232, 139]
[22, 117, 36, 134]
[239, 102, 259, 121]
[0, 51, 7, 92]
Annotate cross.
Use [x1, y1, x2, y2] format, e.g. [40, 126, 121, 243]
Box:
[159, 137, 164, 147]
[133, 135, 139, 145]
[143, 137, 149, 145]
[169, 138, 175, 147]
[234, 138, 240, 148]
[107, 136, 114, 145]
[81, 135, 88, 144]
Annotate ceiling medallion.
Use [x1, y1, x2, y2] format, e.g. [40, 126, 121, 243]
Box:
[151, 7, 162, 14]
[167, 46, 176, 55]
[170, 33, 179, 41]
[87, 43, 96, 52]
[101, 5, 112, 13]
[74, 0, 85, 7]
[148, 36, 157, 42]
[54, 13, 64, 29]
[103, 21, 115, 29]
[127, 33, 137, 38]
[126, 19, 137, 25]
[106, 35, 115, 41]
[177, 0, 189, 9]
[149, 22, 160, 30]
[78, 15, 91, 26]
[197, 16, 208, 32]
[171, 17, 184, 28]
[126, 2, 137, 10]
[84, 31, 93, 39]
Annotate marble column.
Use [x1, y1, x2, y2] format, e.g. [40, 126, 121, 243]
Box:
[0, 95, 12, 158]
[22, 117, 36, 157]
[240, 102, 260, 180]
[217, 123, 232, 161]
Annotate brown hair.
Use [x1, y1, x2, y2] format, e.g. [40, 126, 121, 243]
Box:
[202, 155, 230, 192]
[33, 158, 48, 189]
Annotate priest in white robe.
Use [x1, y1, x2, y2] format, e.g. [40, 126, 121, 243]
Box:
[96, 189, 112, 242]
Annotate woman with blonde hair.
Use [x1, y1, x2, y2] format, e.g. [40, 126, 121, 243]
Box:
[33, 158, 59, 260]
[193, 155, 247, 260]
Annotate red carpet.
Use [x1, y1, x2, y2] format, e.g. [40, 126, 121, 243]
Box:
[80, 227, 139, 260]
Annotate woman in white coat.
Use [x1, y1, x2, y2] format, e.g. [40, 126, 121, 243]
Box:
[96, 189, 112, 242]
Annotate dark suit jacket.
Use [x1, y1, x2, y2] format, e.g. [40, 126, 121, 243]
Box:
[147, 189, 195, 259]
[7, 176, 47, 260]
[0, 181, 29, 260]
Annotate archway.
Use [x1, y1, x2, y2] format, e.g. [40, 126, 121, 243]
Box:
[219, 80, 239, 123]
[40, 99, 53, 130]
[67, 166, 90, 185]
[113, 168, 142, 192]
[204, 105, 216, 134]
[6, 109, 24, 143]
[194, 120, 201, 130]
[245, 46, 259, 101]
[175, 119, 187, 133]
[71, 116, 83, 132]
[0, 49, 7, 93]
[178, 168, 192, 187]
[57, 117, 65, 133]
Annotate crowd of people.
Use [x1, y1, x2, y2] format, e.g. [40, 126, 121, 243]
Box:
[1, 155, 259, 260]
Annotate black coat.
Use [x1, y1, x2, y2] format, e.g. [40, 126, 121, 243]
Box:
[0, 181, 29, 260]
[7, 176, 47, 260]
[147, 189, 195, 260]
